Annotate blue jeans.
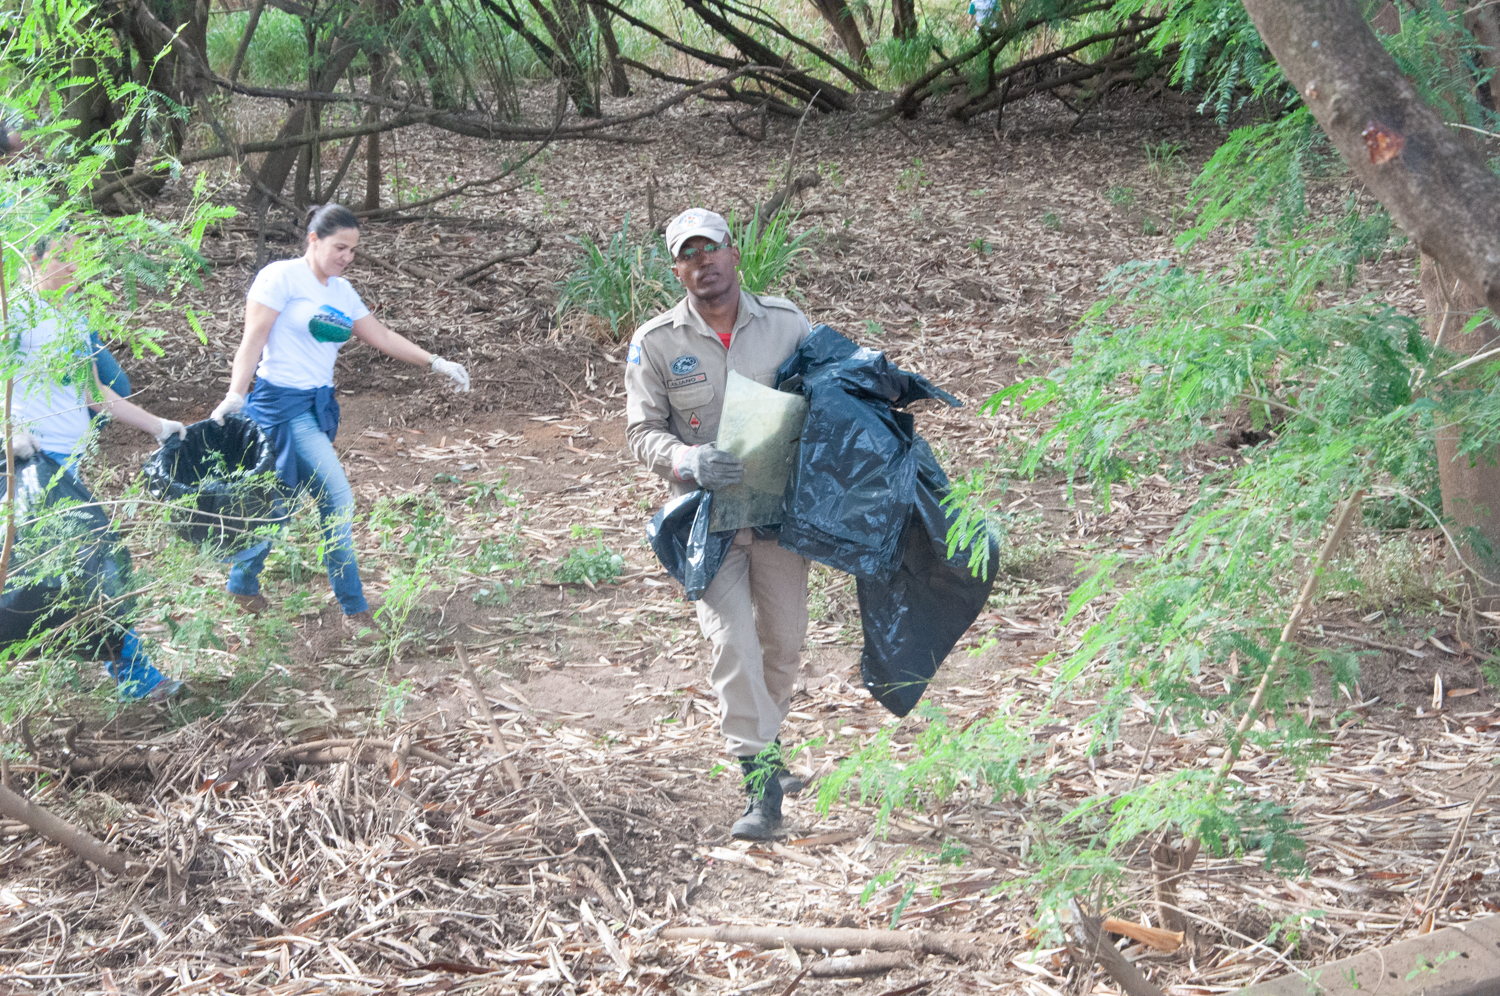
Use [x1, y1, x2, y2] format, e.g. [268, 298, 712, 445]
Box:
[225, 411, 367, 615]
[42, 450, 169, 701]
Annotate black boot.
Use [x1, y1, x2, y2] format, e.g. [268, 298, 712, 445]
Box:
[732, 756, 784, 841]
[772, 741, 805, 796]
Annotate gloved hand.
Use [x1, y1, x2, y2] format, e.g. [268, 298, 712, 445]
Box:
[674, 444, 743, 490]
[10, 430, 38, 460]
[211, 391, 245, 424]
[155, 419, 187, 444]
[430, 356, 470, 392]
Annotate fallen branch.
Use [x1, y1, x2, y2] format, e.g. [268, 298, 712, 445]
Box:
[757, 172, 820, 225]
[1102, 915, 1183, 953]
[455, 235, 543, 284]
[808, 951, 916, 976]
[1419, 765, 1500, 917]
[457, 643, 524, 792]
[272, 738, 457, 770]
[1068, 901, 1167, 996]
[657, 925, 980, 960]
[61, 736, 456, 774]
[0, 780, 137, 875]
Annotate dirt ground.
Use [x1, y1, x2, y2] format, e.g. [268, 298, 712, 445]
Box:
[2, 85, 1497, 996]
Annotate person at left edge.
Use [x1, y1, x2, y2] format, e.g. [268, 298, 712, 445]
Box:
[208, 203, 470, 641]
[11, 233, 187, 701]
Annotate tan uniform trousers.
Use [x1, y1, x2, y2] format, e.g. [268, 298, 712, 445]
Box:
[696, 527, 811, 758]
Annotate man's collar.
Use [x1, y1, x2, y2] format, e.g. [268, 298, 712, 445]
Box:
[676, 288, 759, 335]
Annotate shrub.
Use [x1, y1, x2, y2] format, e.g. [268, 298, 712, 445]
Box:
[556, 214, 677, 341]
[555, 544, 624, 585]
[729, 209, 814, 296]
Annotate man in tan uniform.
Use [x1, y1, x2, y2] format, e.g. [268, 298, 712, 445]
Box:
[625, 208, 813, 840]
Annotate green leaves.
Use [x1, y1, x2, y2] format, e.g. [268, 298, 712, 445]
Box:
[556, 214, 676, 341]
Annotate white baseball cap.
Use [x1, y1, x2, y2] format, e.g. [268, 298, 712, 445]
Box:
[665, 208, 731, 257]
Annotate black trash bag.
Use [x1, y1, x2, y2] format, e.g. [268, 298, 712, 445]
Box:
[776, 325, 995, 717]
[141, 415, 284, 551]
[856, 439, 998, 716]
[775, 325, 960, 581]
[0, 453, 135, 654]
[647, 489, 736, 600]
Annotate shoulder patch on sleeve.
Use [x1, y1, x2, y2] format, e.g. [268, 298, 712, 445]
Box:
[627, 343, 642, 364]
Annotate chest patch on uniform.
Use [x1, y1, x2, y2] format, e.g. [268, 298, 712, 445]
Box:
[667, 371, 708, 390]
[690, 414, 700, 429]
[670, 355, 699, 376]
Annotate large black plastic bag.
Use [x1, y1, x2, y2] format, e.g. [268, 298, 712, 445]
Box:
[647, 489, 735, 600]
[0, 453, 134, 652]
[141, 415, 283, 551]
[775, 325, 961, 581]
[776, 325, 996, 717]
[856, 439, 998, 716]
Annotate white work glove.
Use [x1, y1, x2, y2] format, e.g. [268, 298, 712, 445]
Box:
[430, 356, 470, 392]
[674, 444, 743, 490]
[211, 391, 245, 425]
[10, 430, 38, 460]
[155, 419, 187, 444]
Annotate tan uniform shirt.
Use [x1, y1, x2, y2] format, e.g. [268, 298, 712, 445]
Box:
[625, 289, 812, 495]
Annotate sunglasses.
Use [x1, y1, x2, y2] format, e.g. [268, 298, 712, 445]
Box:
[676, 242, 730, 261]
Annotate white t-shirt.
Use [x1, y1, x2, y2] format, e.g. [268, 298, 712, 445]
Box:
[12, 305, 96, 456]
[247, 259, 370, 390]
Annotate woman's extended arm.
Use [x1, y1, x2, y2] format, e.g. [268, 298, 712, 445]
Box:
[88, 369, 185, 442]
[212, 300, 277, 422]
[352, 315, 469, 391]
[351, 314, 432, 366]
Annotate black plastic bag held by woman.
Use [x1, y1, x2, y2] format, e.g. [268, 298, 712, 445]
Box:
[776, 326, 998, 717]
[647, 490, 735, 601]
[141, 415, 284, 551]
[0, 453, 134, 653]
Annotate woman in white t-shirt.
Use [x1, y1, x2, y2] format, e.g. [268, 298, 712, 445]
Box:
[209, 204, 469, 638]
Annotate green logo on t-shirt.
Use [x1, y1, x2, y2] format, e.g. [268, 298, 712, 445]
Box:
[308, 305, 353, 343]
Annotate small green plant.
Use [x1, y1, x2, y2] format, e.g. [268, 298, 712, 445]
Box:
[1042, 212, 1061, 232]
[970, 237, 991, 254]
[818, 161, 845, 187]
[377, 678, 415, 726]
[888, 883, 918, 927]
[728, 208, 814, 296]
[1406, 952, 1459, 981]
[557, 214, 676, 340]
[1145, 140, 1185, 178]
[937, 838, 969, 866]
[1107, 185, 1135, 206]
[863, 319, 885, 338]
[1142, 218, 1159, 236]
[897, 158, 931, 193]
[555, 541, 624, 585]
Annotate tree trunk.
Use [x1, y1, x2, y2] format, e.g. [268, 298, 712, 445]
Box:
[365, 54, 386, 212]
[892, 0, 917, 40]
[1239, 0, 1500, 599]
[808, 0, 870, 67]
[1422, 255, 1500, 599]
[1238, 0, 1500, 320]
[253, 41, 363, 203]
[591, 1, 632, 97]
